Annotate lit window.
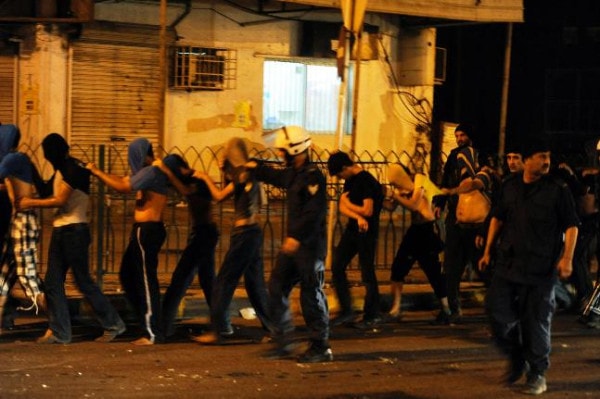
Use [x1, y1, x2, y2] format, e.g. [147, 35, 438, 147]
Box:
[263, 59, 352, 134]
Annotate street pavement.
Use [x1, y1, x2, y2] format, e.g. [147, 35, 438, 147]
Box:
[1, 271, 600, 398]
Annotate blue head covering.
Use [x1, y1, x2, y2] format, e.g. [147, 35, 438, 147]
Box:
[0, 124, 21, 162]
[128, 138, 153, 175]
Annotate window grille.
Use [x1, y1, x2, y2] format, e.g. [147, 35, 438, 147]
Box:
[170, 46, 237, 91]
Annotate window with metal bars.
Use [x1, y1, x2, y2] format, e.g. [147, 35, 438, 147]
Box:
[170, 46, 237, 91]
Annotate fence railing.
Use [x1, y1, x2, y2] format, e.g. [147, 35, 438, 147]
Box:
[21, 142, 436, 285]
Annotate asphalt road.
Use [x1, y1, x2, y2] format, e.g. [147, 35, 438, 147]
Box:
[1, 308, 599, 399]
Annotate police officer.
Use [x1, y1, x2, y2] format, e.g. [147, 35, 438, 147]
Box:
[248, 126, 332, 363]
[479, 138, 579, 395]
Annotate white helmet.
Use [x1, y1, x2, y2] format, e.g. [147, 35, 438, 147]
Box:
[273, 126, 312, 155]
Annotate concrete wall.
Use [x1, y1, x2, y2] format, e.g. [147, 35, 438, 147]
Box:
[15, 1, 437, 160]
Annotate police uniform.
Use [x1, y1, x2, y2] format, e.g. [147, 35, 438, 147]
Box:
[255, 160, 330, 350]
[486, 172, 579, 378]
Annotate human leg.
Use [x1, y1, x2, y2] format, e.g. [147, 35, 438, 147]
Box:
[63, 225, 125, 340]
[330, 229, 358, 323]
[161, 224, 218, 337]
[241, 226, 273, 332]
[11, 212, 44, 313]
[356, 232, 380, 322]
[42, 228, 72, 342]
[297, 253, 331, 362]
[486, 275, 527, 385]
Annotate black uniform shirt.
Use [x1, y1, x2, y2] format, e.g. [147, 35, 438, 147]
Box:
[255, 160, 327, 259]
[492, 173, 579, 284]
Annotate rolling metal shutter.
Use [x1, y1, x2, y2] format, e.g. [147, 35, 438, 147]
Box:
[69, 23, 174, 172]
[0, 52, 16, 125]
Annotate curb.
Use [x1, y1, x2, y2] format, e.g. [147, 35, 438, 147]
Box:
[68, 282, 487, 323]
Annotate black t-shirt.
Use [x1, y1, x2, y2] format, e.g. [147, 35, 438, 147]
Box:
[186, 177, 213, 226]
[343, 170, 383, 233]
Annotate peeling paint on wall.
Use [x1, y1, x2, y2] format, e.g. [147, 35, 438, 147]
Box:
[187, 113, 258, 133]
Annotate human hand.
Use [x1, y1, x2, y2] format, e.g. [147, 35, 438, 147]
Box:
[357, 216, 369, 233]
[557, 257, 573, 279]
[281, 237, 300, 255]
[478, 253, 490, 272]
[86, 163, 99, 176]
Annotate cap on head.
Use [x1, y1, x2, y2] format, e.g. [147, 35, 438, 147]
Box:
[521, 137, 551, 160]
[273, 126, 311, 155]
[455, 123, 475, 141]
[327, 151, 353, 176]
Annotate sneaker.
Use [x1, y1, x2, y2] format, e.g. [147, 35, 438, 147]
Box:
[353, 317, 382, 330]
[384, 312, 404, 323]
[523, 374, 547, 395]
[262, 342, 298, 360]
[37, 329, 70, 345]
[504, 359, 529, 385]
[297, 345, 333, 363]
[329, 312, 355, 327]
[585, 313, 600, 329]
[448, 313, 463, 325]
[95, 322, 127, 343]
[430, 310, 451, 325]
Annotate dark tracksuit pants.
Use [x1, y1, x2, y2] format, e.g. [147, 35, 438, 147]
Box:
[120, 222, 166, 342]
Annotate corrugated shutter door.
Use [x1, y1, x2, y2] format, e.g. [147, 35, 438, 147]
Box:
[0, 53, 16, 124]
[70, 23, 172, 172]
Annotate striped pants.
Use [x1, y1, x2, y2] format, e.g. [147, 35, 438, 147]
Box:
[0, 211, 43, 308]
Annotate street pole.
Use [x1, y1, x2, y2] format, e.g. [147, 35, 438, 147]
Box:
[499, 23, 513, 157]
[158, 0, 167, 147]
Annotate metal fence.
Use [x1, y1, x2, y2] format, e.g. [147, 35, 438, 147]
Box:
[21, 142, 433, 284]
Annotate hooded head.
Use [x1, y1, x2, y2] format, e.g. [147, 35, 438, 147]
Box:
[0, 124, 21, 162]
[163, 154, 193, 185]
[128, 138, 154, 175]
[222, 137, 249, 177]
[42, 133, 70, 170]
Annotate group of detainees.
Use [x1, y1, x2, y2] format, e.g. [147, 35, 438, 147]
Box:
[1, 122, 599, 395]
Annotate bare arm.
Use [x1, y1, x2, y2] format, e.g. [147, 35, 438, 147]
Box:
[392, 187, 424, 212]
[152, 159, 193, 196]
[557, 226, 578, 279]
[87, 163, 132, 193]
[192, 170, 234, 202]
[340, 193, 374, 217]
[19, 180, 72, 209]
[442, 177, 484, 196]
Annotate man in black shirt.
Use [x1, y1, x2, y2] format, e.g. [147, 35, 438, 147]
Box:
[479, 138, 579, 395]
[327, 151, 384, 328]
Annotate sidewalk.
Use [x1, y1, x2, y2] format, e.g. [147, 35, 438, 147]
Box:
[63, 269, 487, 323]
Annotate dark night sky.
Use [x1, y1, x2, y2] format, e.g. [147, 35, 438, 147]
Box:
[433, 0, 600, 159]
